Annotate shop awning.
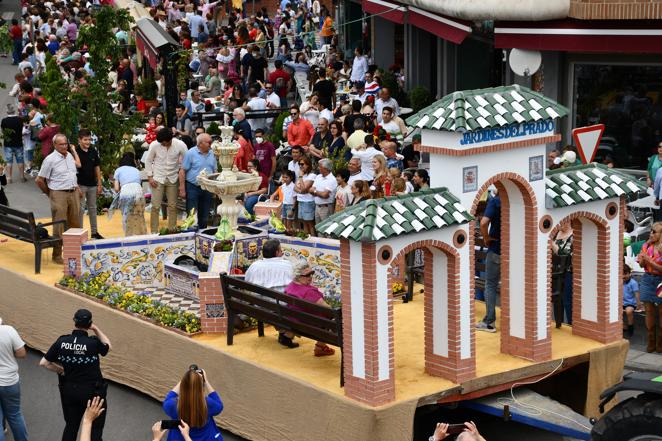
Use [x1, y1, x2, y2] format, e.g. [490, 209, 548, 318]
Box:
[135, 18, 178, 69]
[495, 20, 662, 53]
[408, 6, 472, 44]
[362, 0, 406, 25]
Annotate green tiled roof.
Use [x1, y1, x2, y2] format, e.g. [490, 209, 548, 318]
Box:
[546, 164, 646, 208]
[406, 85, 569, 132]
[316, 188, 473, 242]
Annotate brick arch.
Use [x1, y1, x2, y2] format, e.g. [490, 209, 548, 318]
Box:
[470, 172, 538, 216]
[468, 172, 547, 360]
[387, 237, 475, 383]
[546, 210, 618, 343]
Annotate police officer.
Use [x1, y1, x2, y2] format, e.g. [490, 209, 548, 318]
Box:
[40, 309, 112, 441]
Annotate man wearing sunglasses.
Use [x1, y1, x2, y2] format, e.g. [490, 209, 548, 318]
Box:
[286, 105, 314, 148]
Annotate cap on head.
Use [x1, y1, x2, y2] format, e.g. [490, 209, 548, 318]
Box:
[74, 309, 92, 327]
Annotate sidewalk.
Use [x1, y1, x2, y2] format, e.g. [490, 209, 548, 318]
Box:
[625, 348, 662, 373]
[623, 311, 662, 373]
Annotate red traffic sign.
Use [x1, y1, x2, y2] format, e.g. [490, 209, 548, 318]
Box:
[572, 124, 605, 164]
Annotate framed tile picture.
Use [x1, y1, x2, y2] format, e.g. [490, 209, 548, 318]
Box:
[529, 155, 544, 181]
[462, 166, 478, 193]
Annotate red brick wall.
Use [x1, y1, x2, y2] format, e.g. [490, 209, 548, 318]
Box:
[548, 211, 622, 344]
[569, 0, 662, 19]
[470, 173, 550, 362]
[63, 229, 89, 277]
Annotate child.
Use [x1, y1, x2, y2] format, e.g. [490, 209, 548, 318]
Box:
[403, 170, 414, 193]
[335, 168, 352, 212]
[623, 264, 641, 338]
[392, 177, 406, 195]
[271, 170, 296, 233]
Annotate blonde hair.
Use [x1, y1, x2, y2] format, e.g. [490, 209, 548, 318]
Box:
[392, 177, 405, 193]
[652, 221, 662, 246]
[373, 155, 388, 180]
[388, 167, 401, 179]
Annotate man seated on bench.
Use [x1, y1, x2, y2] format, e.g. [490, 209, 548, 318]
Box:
[284, 262, 335, 357]
[244, 239, 297, 348]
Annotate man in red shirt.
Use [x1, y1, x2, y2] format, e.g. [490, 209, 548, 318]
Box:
[268, 60, 291, 107]
[287, 105, 314, 147]
[9, 19, 22, 65]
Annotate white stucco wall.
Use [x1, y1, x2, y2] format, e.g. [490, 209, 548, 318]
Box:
[544, 200, 621, 325]
[377, 227, 473, 366]
[349, 241, 365, 379]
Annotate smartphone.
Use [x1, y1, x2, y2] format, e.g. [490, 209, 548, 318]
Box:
[161, 420, 181, 430]
[446, 424, 466, 435]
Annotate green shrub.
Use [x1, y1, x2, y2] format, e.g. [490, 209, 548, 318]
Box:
[409, 86, 434, 113]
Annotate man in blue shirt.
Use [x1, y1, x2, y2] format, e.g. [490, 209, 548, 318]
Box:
[179, 133, 218, 228]
[477, 190, 501, 333]
[188, 10, 208, 41]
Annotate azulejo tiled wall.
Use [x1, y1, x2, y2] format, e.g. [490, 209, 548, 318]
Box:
[266, 235, 341, 299]
[81, 233, 196, 288]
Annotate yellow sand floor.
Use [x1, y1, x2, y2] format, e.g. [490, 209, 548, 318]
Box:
[1, 214, 606, 403]
[196, 297, 605, 402]
[0, 213, 167, 285]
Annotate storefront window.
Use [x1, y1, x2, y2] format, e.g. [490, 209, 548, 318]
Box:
[573, 64, 662, 169]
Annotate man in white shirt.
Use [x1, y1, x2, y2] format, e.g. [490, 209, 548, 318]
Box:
[36, 134, 82, 264]
[350, 46, 368, 84]
[351, 138, 385, 181]
[311, 159, 337, 223]
[144, 128, 188, 233]
[245, 239, 293, 292]
[287, 146, 303, 182]
[243, 87, 267, 133]
[265, 82, 281, 127]
[0, 318, 27, 441]
[375, 88, 400, 123]
[347, 157, 369, 186]
[244, 239, 298, 348]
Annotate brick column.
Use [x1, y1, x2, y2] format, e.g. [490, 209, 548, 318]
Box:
[498, 180, 550, 362]
[571, 216, 621, 344]
[424, 245, 476, 383]
[343, 242, 395, 406]
[198, 272, 227, 334]
[63, 228, 88, 277]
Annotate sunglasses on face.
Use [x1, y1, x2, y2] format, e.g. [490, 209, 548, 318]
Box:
[290, 112, 298, 116]
[301, 272, 314, 277]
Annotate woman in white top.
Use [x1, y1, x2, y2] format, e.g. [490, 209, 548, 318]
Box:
[300, 93, 320, 128]
[294, 156, 317, 236]
[110, 152, 147, 236]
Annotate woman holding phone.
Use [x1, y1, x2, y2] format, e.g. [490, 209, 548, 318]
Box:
[162, 366, 224, 440]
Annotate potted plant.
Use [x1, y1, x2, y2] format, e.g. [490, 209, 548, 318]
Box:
[409, 86, 433, 113]
[140, 77, 159, 112]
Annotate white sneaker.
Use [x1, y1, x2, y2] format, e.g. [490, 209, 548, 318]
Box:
[475, 321, 497, 333]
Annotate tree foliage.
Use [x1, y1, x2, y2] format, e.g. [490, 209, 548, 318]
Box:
[40, 57, 80, 140]
[46, 6, 142, 176]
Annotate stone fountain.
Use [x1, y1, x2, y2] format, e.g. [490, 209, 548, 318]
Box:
[197, 126, 262, 228]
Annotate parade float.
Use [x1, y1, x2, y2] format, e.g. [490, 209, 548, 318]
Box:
[0, 86, 643, 441]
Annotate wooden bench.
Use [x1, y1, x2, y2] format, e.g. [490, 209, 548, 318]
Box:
[220, 274, 344, 386]
[0, 204, 66, 273]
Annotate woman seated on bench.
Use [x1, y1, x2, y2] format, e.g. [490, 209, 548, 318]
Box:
[284, 262, 336, 357]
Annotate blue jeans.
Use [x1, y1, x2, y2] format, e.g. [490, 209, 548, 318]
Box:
[12, 40, 21, 65]
[245, 194, 264, 216]
[482, 251, 501, 325]
[185, 182, 212, 228]
[0, 382, 28, 441]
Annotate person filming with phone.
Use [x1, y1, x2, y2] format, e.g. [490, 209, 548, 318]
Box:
[162, 365, 223, 440]
[430, 421, 487, 441]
